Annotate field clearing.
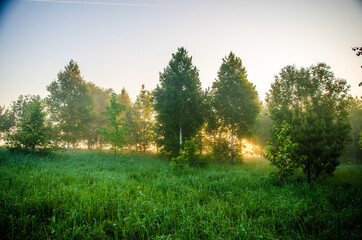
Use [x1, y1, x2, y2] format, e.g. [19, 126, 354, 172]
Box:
[0, 149, 361, 239]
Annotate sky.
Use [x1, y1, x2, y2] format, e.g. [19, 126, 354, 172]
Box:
[0, 0, 361, 108]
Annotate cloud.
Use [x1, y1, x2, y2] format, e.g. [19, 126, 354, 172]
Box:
[26, 0, 170, 7]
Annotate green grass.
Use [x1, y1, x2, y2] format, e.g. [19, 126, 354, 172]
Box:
[0, 149, 361, 239]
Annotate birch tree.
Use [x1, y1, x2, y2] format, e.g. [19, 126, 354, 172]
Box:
[46, 60, 94, 150]
[211, 52, 260, 164]
[153, 47, 204, 156]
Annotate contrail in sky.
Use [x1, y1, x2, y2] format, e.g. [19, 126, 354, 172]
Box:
[26, 0, 170, 7]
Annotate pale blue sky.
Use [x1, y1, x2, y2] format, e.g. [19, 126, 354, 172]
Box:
[0, 0, 361, 107]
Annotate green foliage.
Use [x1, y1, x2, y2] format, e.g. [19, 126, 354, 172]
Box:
[0, 105, 15, 137]
[46, 59, 94, 150]
[98, 93, 126, 154]
[210, 135, 231, 161]
[5, 95, 55, 153]
[253, 105, 273, 146]
[85, 82, 113, 149]
[293, 106, 347, 183]
[170, 138, 200, 170]
[117, 88, 137, 151]
[212, 52, 260, 137]
[266, 63, 351, 183]
[133, 84, 154, 153]
[210, 52, 260, 163]
[153, 47, 205, 156]
[170, 155, 189, 170]
[0, 149, 361, 239]
[347, 97, 362, 163]
[264, 121, 302, 180]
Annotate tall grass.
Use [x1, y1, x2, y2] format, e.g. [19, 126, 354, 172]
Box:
[0, 148, 361, 239]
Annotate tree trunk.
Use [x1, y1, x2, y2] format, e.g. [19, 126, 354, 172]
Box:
[230, 126, 234, 165]
[67, 141, 70, 152]
[306, 168, 311, 184]
[179, 123, 183, 154]
[352, 131, 356, 165]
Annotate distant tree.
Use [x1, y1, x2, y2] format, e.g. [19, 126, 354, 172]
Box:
[134, 84, 154, 153]
[153, 47, 205, 156]
[98, 93, 126, 155]
[46, 60, 94, 151]
[253, 105, 273, 147]
[118, 87, 133, 109]
[118, 87, 138, 151]
[85, 82, 113, 149]
[0, 106, 15, 138]
[5, 95, 54, 153]
[211, 52, 260, 164]
[266, 63, 351, 183]
[348, 97, 362, 163]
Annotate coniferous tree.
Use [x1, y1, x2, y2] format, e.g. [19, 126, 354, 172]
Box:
[211, 52, 260, 164]
[134, 84, 154, 153]
[46, 60, 94, 150]
[153, 47, 204, 156]
[118, 87, 138, 151]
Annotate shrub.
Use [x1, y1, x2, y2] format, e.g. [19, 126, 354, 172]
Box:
[170, 154, 189, 170]
[170, 138, 200, 170]
[264, 121, 303, 181]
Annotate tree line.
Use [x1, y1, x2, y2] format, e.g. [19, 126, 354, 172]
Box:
[0, 47, 361, 183]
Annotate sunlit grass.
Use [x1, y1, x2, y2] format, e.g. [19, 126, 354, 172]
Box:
[0, 148, 361, 239]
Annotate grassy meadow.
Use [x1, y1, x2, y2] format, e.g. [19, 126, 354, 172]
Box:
[0, 148, 361, 239]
